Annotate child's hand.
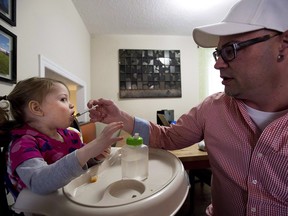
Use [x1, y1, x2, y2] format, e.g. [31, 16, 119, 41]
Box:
[77, 121, 123, 167]
[95, 147, 111, 161]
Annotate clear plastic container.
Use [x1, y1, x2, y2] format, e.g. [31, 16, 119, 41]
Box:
[121, 133, 149, 181]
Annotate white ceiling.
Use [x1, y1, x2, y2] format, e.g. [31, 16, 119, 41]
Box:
[72, 0, 240, 37]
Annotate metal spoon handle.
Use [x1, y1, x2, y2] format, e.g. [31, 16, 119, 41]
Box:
[75, 105, 98, 117]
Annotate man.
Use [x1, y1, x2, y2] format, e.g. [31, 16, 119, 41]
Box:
[88, 0, 288, 215]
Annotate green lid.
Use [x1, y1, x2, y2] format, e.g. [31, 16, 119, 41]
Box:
[126, 133, 143, 146]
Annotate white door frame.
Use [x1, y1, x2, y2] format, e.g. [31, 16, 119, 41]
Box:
[39, 55, 87, 122]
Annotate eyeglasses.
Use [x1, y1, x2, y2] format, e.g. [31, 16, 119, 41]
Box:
[213, 33, 281, 63]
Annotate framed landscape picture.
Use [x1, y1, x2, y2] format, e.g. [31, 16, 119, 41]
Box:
[0, 25, 16, 84]
[0, 0, 16, 26]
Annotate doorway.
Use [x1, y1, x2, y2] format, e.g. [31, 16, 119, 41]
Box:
[39, 55, 87, 123]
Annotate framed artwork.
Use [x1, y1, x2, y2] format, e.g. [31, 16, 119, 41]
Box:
[0, 25, 16, 84]
[119, 49, 181, 98]
[0, 0, 16, 26]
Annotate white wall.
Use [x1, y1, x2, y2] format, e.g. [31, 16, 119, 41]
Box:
[91, 35, 201, 123]
[0, 0, 91, 100]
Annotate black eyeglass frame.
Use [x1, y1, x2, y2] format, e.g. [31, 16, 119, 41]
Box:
[213, 33, 281, 63]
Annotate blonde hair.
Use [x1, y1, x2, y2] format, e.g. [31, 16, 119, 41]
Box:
[0, 77, 68, 128]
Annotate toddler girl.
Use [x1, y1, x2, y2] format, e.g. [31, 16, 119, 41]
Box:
[0, 77, 123, 197]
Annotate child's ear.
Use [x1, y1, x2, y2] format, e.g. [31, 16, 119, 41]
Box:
[28, 100, 43, 116]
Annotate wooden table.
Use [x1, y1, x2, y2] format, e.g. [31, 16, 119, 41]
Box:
[169, 144, 210, 170]
[170, 144, 211, 213]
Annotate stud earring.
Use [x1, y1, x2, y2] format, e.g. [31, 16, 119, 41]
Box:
[277, 54, 284, 62]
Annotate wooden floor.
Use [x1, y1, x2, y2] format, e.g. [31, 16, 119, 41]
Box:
[175, 179, 211, 216]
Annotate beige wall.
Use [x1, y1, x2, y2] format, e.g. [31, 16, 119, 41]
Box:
[0, 0, 91, 100]
[91, 35, 201, 123]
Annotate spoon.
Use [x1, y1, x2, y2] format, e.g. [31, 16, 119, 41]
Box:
[74, 105, 98, 117]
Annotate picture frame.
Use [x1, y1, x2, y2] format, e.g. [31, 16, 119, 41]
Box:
[119, 49, 181, 98]
[0, 25, 16, 84]
[0, 0, 16, 26]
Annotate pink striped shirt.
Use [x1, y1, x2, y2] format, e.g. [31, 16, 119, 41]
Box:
[148, 93, 288, 215]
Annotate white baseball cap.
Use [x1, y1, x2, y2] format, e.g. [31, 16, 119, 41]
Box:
[193, 0, 288, 48]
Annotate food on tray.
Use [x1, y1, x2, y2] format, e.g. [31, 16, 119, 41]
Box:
[90, 175, 98, 183]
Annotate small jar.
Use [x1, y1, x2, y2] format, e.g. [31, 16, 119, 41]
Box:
[121, 133, 148, 181]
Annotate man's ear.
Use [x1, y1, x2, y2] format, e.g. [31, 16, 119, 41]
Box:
[28, 100, 43, 116]
[276, 31, 288, 62]
[279, 30, 288, 51]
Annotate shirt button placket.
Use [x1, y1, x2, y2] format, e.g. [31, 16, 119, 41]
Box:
[248, 151, 262, 215]
[257, 152, 263, 158]
[251, 207, 257, 213]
